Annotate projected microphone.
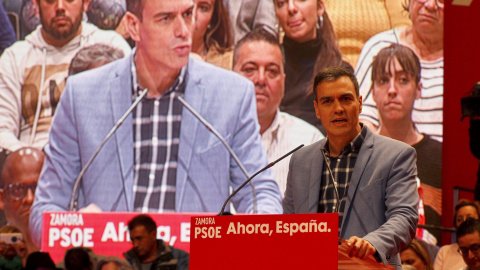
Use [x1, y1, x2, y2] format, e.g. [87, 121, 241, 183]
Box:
[219, 144, 304, 216]
[69, 88, 149, 211]
[176, 95, 258, 213]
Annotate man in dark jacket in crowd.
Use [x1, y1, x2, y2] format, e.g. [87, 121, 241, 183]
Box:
[123, 215, 189, 270]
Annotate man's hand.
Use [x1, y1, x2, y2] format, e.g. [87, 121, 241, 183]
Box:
[346, 236, 376, 260]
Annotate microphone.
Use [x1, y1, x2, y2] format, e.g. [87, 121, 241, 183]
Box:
[219, 144, 304, 216]
[69, 88, 149, 211]
[321, 149, 340, 213]
[176, 95, 258, 213]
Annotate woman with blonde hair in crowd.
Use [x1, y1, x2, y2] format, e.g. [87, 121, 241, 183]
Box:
[191, 0, 234, 69]
[400, 238, 434, 270]
[273, 0, 352, 132]
[434, 199, 480, 270]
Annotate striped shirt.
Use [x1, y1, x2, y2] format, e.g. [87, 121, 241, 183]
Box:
[131, 54, 187, 212]
[355, 28, 444, 142]
[318, 125, 367, 231]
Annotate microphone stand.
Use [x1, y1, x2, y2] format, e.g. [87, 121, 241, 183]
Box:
[69, 88, 149, 211]
[177, 96, 258, 213]
[218, 144, 304, 215]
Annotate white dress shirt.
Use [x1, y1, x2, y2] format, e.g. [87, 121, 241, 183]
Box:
[261, 110, 324, 197]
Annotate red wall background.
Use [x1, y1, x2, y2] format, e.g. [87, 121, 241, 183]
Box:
[443, 0, 480, 244]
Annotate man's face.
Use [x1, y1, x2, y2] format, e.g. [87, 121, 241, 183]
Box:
[0, 170, 40, 232]
[372, 57, 421, 123]
[233, 40, 285, 124]
[458, 231, 480, 270]
[36, 0, 87, 42]
[313, 76, 362, 141]
[128, 0, 195, 71]
[130, 225, 157, 262]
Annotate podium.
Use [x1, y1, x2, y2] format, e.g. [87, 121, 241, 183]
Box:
[41, 212, 395, 268]
[190, 213, 394, 269]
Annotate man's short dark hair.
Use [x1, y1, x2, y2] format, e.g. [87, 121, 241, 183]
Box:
[64, 247, 91, 270]
[233, 28, 281, 67]
[371, 44, 421, 86]
[313, 66, 360, 101]
[126, 0, 144, 21]
[127, 214, 157, 232]
[457, 218, 480, 242]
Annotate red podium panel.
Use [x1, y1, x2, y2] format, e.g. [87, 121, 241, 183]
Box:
[190, 213, 338, 269]
[41, 212, 204, 262]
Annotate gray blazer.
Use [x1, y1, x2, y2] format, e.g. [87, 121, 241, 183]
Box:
[283, 128, 419, 269]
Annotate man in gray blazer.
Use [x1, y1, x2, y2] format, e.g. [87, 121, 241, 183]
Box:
[283, 66, 418, 269]
[30, 0, 282, 245]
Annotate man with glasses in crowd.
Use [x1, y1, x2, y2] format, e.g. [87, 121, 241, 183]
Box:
[0, 147, 44, 259]
[457, 218, 480, 270]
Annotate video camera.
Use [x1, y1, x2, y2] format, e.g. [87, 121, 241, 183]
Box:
[0, 233, 22, 245]
[461, 82, 480, 120]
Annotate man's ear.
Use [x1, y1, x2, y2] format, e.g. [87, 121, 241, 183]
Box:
[0, 190, 6, 210]
[124, 12, 141, 42]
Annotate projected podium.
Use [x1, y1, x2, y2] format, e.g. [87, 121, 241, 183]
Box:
[41, 212, 200, 262]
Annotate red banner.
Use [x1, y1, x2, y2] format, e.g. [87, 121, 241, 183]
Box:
[41, 212, 205, 263]
[190, 213, 339, 269]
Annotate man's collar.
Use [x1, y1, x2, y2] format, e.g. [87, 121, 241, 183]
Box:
[262, 110, 281, 139]
[131, 48, 187, 98]
[323, 123, 367, 156]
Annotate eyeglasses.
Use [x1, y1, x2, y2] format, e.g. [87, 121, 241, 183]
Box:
[458, 244, 480, 257]
[4, 183, 37, 201]
[415, 0, 445, 8]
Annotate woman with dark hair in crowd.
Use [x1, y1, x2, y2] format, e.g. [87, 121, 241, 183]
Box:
[191, 0, 233, 69]
[400, 238, 434, 270]
[434, 199, 480, 270]
[274, 0, 352, 132]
